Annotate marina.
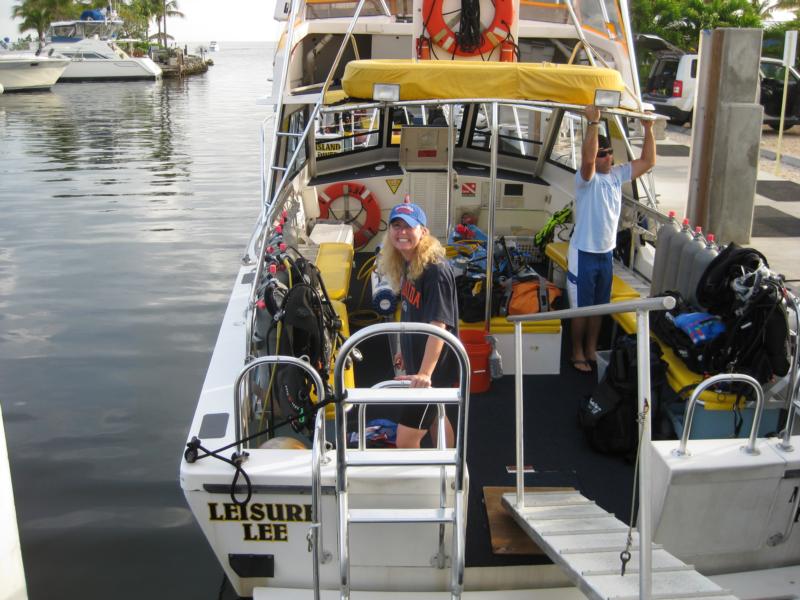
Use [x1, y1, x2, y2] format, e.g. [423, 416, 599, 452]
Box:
[1, 5, 800, 600]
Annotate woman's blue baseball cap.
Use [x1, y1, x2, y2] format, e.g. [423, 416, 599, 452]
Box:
[389, 202, 427, 228]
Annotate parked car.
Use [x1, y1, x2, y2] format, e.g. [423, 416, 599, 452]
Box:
[637, 34, 800, 130]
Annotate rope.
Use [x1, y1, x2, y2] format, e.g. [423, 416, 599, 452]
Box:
[620, 399, 650, 576]
[455, 0, 482, 54]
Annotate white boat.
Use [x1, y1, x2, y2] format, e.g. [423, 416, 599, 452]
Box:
[44, 14, 161, 81]
[209, 41, 219, 52]
[0, 52, 69, 91]
[180, 0, 800, 598]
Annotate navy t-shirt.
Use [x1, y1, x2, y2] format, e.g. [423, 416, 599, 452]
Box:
[399, 259, 460, 386]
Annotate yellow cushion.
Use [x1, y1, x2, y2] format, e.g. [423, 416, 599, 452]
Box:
[611, 277, 640, 302]
[316, 242, 353, 301]
[460, 316, 561, 334]
[546, 241, 569, 270]
[653, 336, 740, 408]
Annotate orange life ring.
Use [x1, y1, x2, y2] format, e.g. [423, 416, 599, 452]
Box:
[422, 0, 513, 57]
[318, 181, 381, 247]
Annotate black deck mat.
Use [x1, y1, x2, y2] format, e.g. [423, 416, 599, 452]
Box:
[656, 144, 690, 157]
[756, 179, 800, 202]
[752, 205, 800, 238]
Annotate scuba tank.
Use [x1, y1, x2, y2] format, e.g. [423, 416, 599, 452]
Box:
[650, 210, 680, 296]
[662, 218, 693, 293]
[371, 246, 398, 317]
[676, 226, 706, 302]
[687, 233, 719, 308]
[371, 269, 397, 317]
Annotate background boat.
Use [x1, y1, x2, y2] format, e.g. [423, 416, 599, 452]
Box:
[0, 52, 69, 91]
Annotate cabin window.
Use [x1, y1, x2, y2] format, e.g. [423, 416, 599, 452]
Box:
[388, 104, 466, 147]
[548, 111, 585, 170]
[315, 108, 381, 159]
[468, 103, 547, 159]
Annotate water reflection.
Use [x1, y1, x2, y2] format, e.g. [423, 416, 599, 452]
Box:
[0, 42, 275, 600]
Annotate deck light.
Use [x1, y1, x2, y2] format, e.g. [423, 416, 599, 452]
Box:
[373, 83, 400, 102]
[594, 89, 621, 109]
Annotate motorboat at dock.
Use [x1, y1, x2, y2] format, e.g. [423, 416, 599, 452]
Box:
[0, 51, 69, 92]
[180, 0, 800, 598]
[44, 11, 161, 82]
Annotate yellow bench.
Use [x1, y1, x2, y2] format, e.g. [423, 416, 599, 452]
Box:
[460, 316, 561, 335]
[316, 242, 353, 301]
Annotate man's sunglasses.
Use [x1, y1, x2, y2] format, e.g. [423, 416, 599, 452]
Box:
[597, 149, 613, 158]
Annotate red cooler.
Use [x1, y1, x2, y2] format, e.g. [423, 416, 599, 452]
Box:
[459, 330, 491, 393]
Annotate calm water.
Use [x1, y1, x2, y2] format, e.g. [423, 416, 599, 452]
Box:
[0, 42, 275, 599]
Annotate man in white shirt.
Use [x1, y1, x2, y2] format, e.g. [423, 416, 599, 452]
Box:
[568, 105, 655, 372]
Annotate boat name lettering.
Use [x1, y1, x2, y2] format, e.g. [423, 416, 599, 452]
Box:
[208, 501, 312, 522]
[242, 522, 288, 542]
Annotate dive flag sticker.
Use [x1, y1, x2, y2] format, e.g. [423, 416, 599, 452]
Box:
[461, 182, 477, 197]
[386, 178, 402, 194]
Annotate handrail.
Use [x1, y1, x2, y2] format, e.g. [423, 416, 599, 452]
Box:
[232, 355, 326, 453]
[673, 373, 765, 456]
[310, 408, 331, 600]
[318, 97, 658, 120]
[506, 295, 676, 323]
[510, 294, 674, 600]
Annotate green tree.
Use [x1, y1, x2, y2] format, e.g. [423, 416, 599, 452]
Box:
[632, 0, 762, 52]
[11, 0, 74, 48]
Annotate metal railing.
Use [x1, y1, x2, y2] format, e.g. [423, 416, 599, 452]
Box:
[232, 355, 326, 452]
[672, 373, 765, 457]
[506, 295, 676, 600]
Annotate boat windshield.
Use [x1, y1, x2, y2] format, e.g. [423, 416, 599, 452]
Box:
[304, 0, 411, 20]
[48, 19, 123, 42]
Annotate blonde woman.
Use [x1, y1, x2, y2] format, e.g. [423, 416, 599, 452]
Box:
[378, 202, 459, 448]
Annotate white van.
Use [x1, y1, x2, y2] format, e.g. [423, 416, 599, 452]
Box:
[638, 34, 698, 125]
[638, 34, 800, 130]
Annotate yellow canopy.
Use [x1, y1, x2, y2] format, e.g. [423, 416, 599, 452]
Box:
[341, 59, 625, 104]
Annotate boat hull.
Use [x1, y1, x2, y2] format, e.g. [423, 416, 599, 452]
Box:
[57, 57, 161, 81]
[0, 57, 69, 91]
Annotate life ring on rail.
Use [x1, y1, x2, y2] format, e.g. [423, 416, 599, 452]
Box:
[422, 0, 513, 57]
[318, 181, 381, 248]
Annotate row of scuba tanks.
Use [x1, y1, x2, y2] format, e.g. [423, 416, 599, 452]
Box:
[650, 211, 719, 308]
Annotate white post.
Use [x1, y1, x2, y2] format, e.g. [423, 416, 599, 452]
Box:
[515, 321, 525, 508]
[775, 30, 797, 175]
[636, 309, 652, 600]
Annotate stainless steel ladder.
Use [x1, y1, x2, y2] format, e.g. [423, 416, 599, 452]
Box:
[326, 322, 471, 600]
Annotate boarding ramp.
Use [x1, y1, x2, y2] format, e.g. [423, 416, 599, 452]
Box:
[501, 297, 740, 600]
[310, 322, 470, 600]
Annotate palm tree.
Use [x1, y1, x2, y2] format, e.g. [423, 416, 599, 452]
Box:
[160, 0, 184, 47]
[11, 0, 74, 49]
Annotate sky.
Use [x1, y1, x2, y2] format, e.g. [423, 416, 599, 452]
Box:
[0, 0, 283, 43]
[0, 0, 797, 46]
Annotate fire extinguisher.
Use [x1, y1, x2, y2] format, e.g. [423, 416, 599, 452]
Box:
[500, 40, 515, 62]
[417, 37, 431, 60]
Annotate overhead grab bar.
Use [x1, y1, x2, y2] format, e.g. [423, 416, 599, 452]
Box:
[673, 373, 765, 457]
